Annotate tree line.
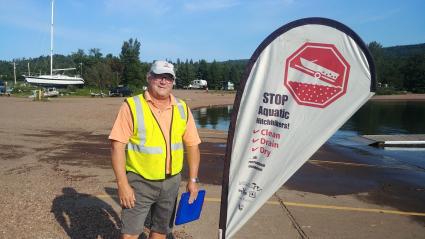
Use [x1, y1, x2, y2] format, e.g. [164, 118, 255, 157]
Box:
[0, 38, 245, 91]
[1, 39, 424, 93]
[368, 42, 425, 93]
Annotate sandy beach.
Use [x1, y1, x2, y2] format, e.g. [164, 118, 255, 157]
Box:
[0, 90, 424, 238]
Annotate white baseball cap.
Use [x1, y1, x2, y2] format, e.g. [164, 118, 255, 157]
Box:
[150, 60, 175, 79]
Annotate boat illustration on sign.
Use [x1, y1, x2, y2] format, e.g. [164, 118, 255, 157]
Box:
[297, 58, 340, 84]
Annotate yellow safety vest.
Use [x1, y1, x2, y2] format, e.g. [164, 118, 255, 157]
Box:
[125, 94, 188, 180]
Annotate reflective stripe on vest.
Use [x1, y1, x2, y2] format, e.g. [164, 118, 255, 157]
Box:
[127, 143, 162, 154]
[171, 142, 183, 150]
[125, 94, 188, 180]
[127, 96, 163, 154]
[174, 96, 187, 120]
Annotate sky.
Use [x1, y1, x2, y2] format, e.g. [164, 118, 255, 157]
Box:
[0, 0, 424, 62]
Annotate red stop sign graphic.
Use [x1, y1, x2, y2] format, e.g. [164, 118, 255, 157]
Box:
[284, 42, 350, 108]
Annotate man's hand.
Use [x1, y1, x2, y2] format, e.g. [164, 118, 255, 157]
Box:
[186, 181, 199, 204]
[118, 182, 136, 208]
[111, 140, 136, 208]
[185, 145, 200, 204]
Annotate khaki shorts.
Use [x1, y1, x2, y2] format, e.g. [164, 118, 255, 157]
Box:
[121, 172, 181, 235]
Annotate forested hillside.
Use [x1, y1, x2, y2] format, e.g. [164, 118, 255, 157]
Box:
[383, 43, 425, 57]
[369, 42, 425, 93]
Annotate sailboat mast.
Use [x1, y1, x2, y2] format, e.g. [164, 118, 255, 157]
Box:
[50, 0, 54, 77]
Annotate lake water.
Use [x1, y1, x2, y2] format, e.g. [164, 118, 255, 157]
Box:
[192, 101, 425, 169]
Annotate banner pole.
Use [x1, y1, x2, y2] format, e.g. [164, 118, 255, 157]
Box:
[218, 107, 234, 239]
[218, 55, 257, 239]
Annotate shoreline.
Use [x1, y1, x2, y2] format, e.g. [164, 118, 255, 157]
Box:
[4, 90, 425, 103]
[371, 93, 425, 101]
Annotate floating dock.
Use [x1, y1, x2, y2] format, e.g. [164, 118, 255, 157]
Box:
[362, 134, 425, 147]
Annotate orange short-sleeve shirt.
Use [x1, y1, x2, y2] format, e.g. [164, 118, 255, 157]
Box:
[109, 92, 201, 173]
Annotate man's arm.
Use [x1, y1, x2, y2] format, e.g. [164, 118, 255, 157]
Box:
[185, 144, 200, 204]
[111, 140, 135, 208]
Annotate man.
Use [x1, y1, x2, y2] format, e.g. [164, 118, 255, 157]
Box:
[110, 60, 201, 239]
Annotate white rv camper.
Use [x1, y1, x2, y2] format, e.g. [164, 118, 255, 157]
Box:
[186, 79, 208, 89]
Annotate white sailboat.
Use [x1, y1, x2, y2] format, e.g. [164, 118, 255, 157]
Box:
[24, 0, 84, 87]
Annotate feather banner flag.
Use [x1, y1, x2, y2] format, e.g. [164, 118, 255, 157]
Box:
[219, 17, 376, 239]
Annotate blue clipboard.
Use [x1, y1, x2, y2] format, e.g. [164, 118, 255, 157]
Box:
[175, 190, 206, 225]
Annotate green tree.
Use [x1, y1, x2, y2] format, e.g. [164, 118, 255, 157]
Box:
[85, 62, 114, 90]
[197, 59, 208, 80]
[176, 61, 188, 88]
[186, 60, 196, 86]
[105, 54, 123, 87]
[89, 48, 103, 59]
[0, 61, 14, 82]
[368, 41, 385, 85]
[207, 60, 222, 89]
[120, 38, 145, 87]
[70, 49, 86, 77]
[382, 59, 403, 89]
[401, 54, 425, 92]
[229, 66, 240, 83]
[86, 48, 103, 71]
[221, 64, 230, 89]
[175, 60, 195, 88]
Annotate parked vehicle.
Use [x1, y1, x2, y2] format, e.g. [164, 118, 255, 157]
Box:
[185, 79, 208, 89]
[43, 87, 59, 97]
[0, 80, 12, 96]
[224, 81, 234, 90]
[90, 90, 105, 97]
[0, 80, 5, 94]
[109, 86, 132, 97]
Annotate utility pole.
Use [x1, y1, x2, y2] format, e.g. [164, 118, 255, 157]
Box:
[28, 62, 31, 76]
[13, 62, 17, 85]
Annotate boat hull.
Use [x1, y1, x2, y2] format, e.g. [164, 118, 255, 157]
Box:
[25, 75, 84, 87]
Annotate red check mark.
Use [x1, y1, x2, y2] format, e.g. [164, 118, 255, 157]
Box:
[252, 129, 260, 134]
[252, 138, 259, 143]
[251, 147, 259, 151]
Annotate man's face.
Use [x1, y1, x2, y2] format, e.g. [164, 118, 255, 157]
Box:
[148, 73, 174, 99]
